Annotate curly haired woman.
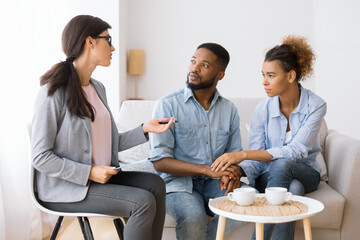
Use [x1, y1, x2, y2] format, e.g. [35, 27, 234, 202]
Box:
[212, 35, 326, 240]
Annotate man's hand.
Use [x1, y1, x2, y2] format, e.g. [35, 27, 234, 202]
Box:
[219, 176, 241, 195]
[89, 166, 119, 184]
[224, 164, 242, 180]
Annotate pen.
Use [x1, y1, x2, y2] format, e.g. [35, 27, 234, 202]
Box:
[159, 120, 178, 124]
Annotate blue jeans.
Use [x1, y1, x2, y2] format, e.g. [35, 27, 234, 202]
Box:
[166, 178, 249, 240]
[252, 159, 320, 240]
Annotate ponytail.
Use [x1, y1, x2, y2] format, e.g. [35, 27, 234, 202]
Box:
[40, 60, 95, 121]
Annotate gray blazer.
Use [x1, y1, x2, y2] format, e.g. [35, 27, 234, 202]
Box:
[31, 79, 147, 202]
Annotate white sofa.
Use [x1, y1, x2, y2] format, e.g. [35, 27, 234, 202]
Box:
[117, 99, 360, 240]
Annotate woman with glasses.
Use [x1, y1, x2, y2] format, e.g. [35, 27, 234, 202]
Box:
[212, 35, 326, 239]
[31, 15, 175, 240]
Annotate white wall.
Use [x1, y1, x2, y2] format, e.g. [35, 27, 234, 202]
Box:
[125, 0, 360, 140]
[0, 0, 120, 239]
[314, 0, 360, 140]
[126, 0, 315, 100]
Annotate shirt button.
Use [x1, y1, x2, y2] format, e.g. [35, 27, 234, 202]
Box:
[206, 141, 208, 144]
[207, 157, 210, 160]
[84, 150, 89, 153]
[204, 124, 207, 127]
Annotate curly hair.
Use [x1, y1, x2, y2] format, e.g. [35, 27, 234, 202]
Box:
[265, 35, 315, 81]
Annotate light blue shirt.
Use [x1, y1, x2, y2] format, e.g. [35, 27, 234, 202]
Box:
[149, 87, 242, 193]
[240, 86, 327, 186]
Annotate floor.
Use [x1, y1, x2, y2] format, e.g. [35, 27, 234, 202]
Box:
[45, 217, 119, 240]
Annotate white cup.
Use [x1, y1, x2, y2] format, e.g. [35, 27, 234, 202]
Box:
[227, 187, 256, 206]
[265, 187, 292, 205]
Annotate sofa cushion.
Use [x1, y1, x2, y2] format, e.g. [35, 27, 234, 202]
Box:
[117, 123, 155, 173]
[299, 181, 345, 229]
[316, 152, 328, 182]
[318, 119, 328, 156]
[229, 98, 262, 150]
[118, 100, 155, 130]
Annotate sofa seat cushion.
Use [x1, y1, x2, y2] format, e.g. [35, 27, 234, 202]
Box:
[298, 181, 345, 229]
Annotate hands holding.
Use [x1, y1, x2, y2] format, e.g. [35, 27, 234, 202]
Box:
[142, 117, 176, 134]
[217, 164, 243, 195]
[210, 152, 247, 195]
[89, 166, 120, 184]
[219, 176, 241, 195]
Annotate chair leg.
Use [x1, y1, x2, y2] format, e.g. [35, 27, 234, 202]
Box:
[77, 217, 88, 240]
[113, 218, 125, 240]
[50, 216, 64, 240]
[83, 217, 94, 240]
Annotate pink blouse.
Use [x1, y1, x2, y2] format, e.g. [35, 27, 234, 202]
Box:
[82, 83, 112, 166]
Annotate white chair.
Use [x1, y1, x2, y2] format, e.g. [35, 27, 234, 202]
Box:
[27, 124, 126, 240]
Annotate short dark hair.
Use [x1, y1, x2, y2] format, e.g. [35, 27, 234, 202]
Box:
[197, 43, 230, 71]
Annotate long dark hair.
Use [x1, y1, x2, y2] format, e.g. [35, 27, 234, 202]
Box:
[40, 15, 111, 121]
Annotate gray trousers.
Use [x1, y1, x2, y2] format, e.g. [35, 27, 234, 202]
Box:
[41, 171, 166, 240]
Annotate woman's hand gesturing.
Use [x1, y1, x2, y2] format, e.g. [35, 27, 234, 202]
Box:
[142, 117, 176, 134]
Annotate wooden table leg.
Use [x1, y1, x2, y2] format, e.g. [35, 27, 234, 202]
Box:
[255, 222, 264, 240]
[303, 217, 312, 240]
[215, 215, 226, 240]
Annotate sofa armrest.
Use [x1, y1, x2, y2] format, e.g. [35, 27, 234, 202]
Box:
[325, 129, 360, 239]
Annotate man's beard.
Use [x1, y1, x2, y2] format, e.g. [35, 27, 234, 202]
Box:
[186, 72, 217, 91]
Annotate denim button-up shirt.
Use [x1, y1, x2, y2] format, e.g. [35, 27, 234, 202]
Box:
[240, 86, 327, 187]
[149, 87, 242, 193]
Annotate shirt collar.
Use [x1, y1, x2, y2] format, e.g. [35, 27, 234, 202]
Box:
[183, 86, 222, 105]
[183, 86, 194, 102]
[269, 84, 308, 118]
[269, 96, 282, 118]
[292, 85, 308, 115]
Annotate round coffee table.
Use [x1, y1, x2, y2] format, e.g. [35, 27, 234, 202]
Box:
[209, 194, 324, 240]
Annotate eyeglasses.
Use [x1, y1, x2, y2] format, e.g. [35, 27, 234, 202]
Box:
[93, 35, 112, 47]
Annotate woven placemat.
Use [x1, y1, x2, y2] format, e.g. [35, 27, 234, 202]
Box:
[216, 197, 308, 216]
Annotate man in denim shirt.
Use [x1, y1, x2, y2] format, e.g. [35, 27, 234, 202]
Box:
[149, 43, 248, 240]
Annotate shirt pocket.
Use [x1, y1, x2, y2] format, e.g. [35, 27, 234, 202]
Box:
[175, 128, 199, 157]
[215, 130, 230, 153]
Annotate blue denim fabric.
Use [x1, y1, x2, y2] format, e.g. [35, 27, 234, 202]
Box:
[251, 159, 320, 240]
[149, 87, 242, 193]
[240, 86, 326, 186]
[166, 178, 249, 240]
